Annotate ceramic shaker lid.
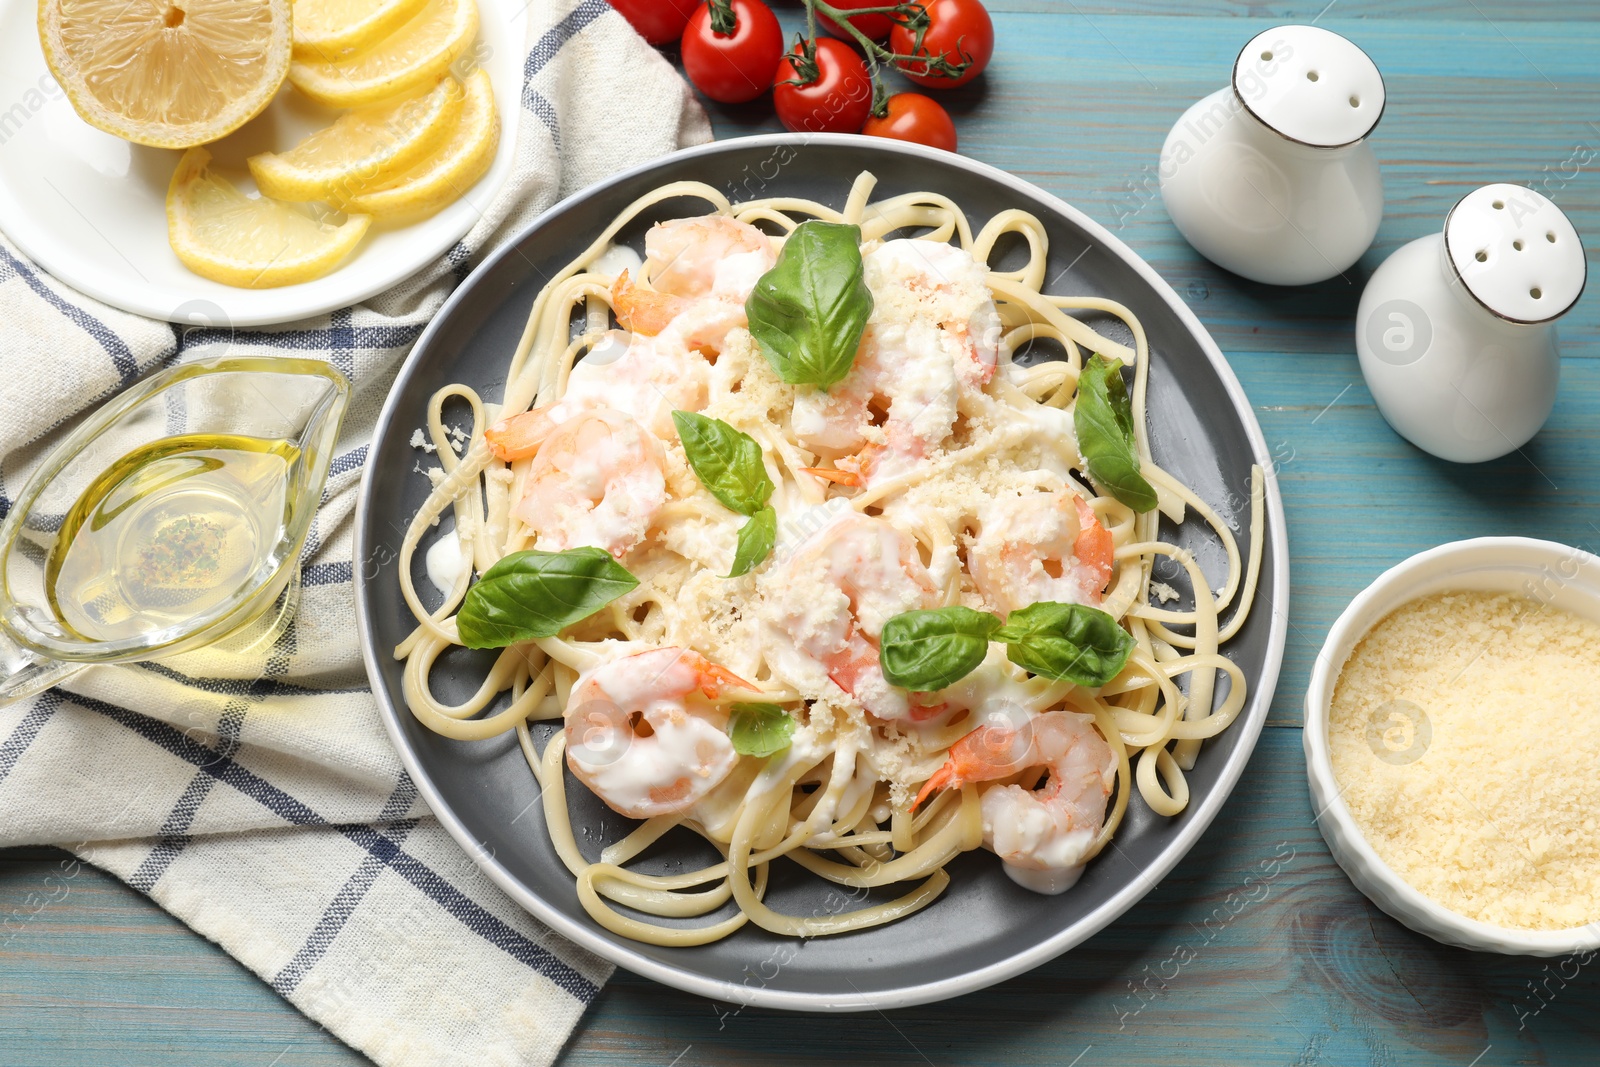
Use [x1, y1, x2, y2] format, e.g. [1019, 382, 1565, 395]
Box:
[1446, 183, 1586, 324]
[1233, 25, 1384, 148]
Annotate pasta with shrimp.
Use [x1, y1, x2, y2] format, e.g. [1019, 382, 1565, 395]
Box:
[393, 171, 1265, 945]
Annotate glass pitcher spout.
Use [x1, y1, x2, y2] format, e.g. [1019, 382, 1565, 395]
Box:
[0, 625, 86, 707]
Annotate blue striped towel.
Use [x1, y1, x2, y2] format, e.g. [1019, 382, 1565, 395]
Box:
[0, 3, 711, 1063]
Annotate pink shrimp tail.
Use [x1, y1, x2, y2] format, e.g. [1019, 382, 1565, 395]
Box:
[913, 762, 958, 811]
[611, 270, 689, 337]
[800, 466, 862, 487]
[1072, 496, 1113, 604]
[694, 658, 758, 699]
[485, 404, 557, 461]
[913, 722, 1029, 810]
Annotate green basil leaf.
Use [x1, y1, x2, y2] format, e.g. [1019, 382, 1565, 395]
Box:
[879, 606, 1002, 692]
[672, 410, 773, 516]
[456, 547, 638, 649]
[993, 601, 1135, 687]
[745, 220, 874, 389]
[727, 505, 777, 578]
[1076, 354, 1159, 513]
[728, 702, 796, 757]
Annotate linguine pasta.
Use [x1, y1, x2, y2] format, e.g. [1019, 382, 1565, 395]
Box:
[392, 171, 1264, 945]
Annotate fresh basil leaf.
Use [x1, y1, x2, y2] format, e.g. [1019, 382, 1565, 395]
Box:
[745, 220, 874, 389]
[879, 606, 1002, 692]
[993, 601, 1135, 687]
[1076, 354, 1159, 513]
[728, 702, 795, 757]
[456, 547, 638, 649]
[727, 505, 777, 578]
[672, 410, 773, 516]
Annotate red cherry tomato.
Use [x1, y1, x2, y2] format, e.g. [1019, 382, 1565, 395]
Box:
[681, 0, 785, 104]
[861, 92, 957, 152]
[818, 0, 894, 41]
[773, 37, 873, 134]
[606, 0, 695, 45]
[889, 0, 994, 89]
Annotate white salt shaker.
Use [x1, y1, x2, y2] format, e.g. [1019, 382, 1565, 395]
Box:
[1159, 25, 1385, 285]
[1355, 184, 1586, 463]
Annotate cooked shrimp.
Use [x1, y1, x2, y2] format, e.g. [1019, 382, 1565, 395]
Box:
[565, 647, 757, 819]
[644, 215, 774, 299]
[766, 512, 939, 721]
[915, 709, 1114, 892]
[512, 407, 667, 558]
[969, 490, 1113, 614]
[564, 329, 710, 441]
[610, 215, 775, 352]
[791, 239, 1003, 484]
[487, 330, 711, 453]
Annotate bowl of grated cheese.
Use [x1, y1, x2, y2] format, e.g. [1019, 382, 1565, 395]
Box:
[1305, 536, 1600, 955]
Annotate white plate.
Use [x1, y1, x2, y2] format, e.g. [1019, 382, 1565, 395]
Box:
[0, 0, 523, 327]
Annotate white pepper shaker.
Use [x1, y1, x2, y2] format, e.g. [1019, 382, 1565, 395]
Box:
[1159, 25, 1385, 285]
[1355, 184, 1586, 463]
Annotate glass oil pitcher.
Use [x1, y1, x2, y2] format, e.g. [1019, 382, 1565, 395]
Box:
[0, 357, 348, 705]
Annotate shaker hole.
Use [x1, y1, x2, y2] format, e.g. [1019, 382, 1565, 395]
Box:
[1492, 199, 1505, 210]
[1349, 95, 1360, 107]
[1547, 231, 1557, 242]
[1306, 70, 1320, 82]
[1513, 239, 1524, 251]
[1260, 50, 1273, 60]
[1531, 287, 1543, 299]
[1474, 250, 1488, 262]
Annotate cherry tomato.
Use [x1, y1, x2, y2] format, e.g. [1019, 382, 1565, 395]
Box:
[773, 37, 873, 134]
[606, 0, 695, 45]
[681, 0, 785, 104]
[861, 92, 957, 151]
[818, 0, 895, 41]
[889, 0, 994, 89]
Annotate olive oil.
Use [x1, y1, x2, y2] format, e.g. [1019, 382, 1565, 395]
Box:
[44, 433, 299, 643]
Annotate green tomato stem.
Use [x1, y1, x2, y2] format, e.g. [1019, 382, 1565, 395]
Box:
[802, 0, 973, 118]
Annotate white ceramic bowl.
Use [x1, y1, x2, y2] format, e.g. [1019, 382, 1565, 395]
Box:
[1304, 536, 1600, 955]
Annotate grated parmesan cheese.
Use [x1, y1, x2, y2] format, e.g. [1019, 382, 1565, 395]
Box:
[1150, 580, 1181, 604]
[1328, 591, 1600, 930]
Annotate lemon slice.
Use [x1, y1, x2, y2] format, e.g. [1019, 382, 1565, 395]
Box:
[342, 68, 499, 221]
[292, 0, 431, 58]
[39, 0, 292, 148]
[248, 77, 464, 203]
[168, 148, 371, 288]
[288, 0, 478, 108]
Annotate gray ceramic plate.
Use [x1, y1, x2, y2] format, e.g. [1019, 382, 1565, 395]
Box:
[354, 134, 1289, 1011]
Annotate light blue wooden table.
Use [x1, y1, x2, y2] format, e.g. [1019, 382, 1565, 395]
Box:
[4, 1, 1598, 1063]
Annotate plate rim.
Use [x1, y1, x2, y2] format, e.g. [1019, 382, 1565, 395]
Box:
[0, 0, 523, 327]
[354, 132, 1291, 1012]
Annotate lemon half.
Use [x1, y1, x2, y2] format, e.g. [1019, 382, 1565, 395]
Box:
[342, 68, 499, 221]
[289, 0, 478, 108]
[249, 76, 464, 203]
[39, 0, 292, 149]
[168, 148, 371, 288]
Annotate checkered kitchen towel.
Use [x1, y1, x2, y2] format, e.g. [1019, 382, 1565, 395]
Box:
[0, 3, 711, 1063]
